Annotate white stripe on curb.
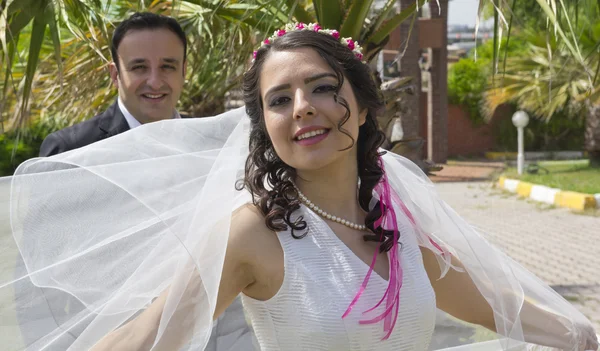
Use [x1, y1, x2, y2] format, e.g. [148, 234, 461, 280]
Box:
[530, 185, 560, 205]
[499, 177, 599, 210]
[503, 179, 519, 193]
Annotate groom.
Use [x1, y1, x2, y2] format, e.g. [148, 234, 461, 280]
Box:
[30, 12, 256, 350]
[40, 11, 186, 156]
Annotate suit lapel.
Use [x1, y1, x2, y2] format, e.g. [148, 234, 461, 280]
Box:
[98, 101, 130, 138]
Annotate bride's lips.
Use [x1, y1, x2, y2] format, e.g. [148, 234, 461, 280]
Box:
[294, 126, 330, 146]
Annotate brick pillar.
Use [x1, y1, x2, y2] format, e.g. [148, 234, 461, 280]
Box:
[428, 0, 448, 163]
[398, 0, 421, 139]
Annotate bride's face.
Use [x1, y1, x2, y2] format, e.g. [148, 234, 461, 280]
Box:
[259, 47, 367, 172]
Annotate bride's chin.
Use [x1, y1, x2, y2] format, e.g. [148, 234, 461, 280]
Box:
[289, 156, 340, 174]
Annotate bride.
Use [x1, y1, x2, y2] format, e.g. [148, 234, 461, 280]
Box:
[3, 23, 598, 351]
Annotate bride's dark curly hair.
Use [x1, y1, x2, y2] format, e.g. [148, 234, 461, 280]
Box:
[238, 29, 396, 252]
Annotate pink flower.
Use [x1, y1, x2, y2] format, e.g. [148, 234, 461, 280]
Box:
[264, 38, 270, 44]
[355, 53, 363, 60]
[296, 23, 305, 29]
[347, 39, 355, 50]
[277, 29, 286, 37]
[331, 30, 340, 39]
[253, 51, 257, 59]
[313, 24, 322, 32]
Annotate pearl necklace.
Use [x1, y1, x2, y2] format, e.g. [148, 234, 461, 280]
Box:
[294, 185, 367, 231]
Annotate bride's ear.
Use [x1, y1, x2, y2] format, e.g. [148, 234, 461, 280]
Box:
[358, 108, 368, 126]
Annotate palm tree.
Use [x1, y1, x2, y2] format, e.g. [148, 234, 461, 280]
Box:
[586, 101, 600, 166]
[3, 0, 599, 165]
[485, 1, 600, 166]
[2, 0, 436, 172]
[0, 0, 287, 131]
[1, 0, 424, 128]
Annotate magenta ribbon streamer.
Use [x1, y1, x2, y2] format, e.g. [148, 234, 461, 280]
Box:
[342, 158, 402, 340]
[342, 157, 449, 340]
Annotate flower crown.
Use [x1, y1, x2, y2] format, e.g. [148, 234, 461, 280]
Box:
[252, 22, 364, 63]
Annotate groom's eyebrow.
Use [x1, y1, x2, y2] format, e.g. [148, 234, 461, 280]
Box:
[128, 58, 148, 66]
[162, 58, 181, 65]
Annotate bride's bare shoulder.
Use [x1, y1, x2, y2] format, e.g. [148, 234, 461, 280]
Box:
[229, 203, 275, 245]
[231, 203, 268, 229]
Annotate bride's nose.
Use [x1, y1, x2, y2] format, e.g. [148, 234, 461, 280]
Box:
[293, 89, 316, 120]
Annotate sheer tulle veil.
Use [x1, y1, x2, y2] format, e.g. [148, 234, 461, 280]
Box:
[0, 107, 596, 350]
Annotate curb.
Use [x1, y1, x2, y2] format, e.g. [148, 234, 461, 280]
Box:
[485, 151, 588, 161]
[498, 177, 599, 211]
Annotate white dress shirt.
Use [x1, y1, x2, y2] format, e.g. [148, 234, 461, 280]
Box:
[118, 97, 181, 129]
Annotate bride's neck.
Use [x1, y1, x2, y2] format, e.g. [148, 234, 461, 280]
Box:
[294, 160, 364, 222]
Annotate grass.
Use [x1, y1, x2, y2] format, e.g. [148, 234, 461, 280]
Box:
[502, 160, 600, 194]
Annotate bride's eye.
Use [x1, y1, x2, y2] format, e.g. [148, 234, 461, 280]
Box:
[269, 96, 291, 107]
[314, 84, 337, 94]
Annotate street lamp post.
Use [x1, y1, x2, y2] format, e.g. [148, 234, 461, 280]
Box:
[512, 111, 530, 175]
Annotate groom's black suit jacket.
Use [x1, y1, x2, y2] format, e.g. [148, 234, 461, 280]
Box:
[39, 101, 130, 157]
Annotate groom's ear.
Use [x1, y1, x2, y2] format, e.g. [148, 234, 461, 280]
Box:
[109, 62, 119, 88]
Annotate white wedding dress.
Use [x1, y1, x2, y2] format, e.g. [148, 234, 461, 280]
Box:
[242, 205, 436, 350]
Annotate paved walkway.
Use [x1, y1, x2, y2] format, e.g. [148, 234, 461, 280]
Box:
[433, 180, 600, 333]
[429, 161, 504, 183]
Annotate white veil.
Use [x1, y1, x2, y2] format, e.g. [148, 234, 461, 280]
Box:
[0, 107, 597, 350]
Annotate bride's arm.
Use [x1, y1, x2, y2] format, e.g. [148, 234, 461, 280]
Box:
[421, 247, 599, 350]
[91, 208, 258, 351]
[89, 287, 169, 351]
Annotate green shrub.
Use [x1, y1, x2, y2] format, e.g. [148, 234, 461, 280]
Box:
[0, 135, 37, 175]
[449, 36, 530, 126]
[0, 115, 69, 176]
[448, 58, 488, 125]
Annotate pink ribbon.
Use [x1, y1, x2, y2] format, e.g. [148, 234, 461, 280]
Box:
[342, 158, 402, 340]
[342, 157, 448, 339]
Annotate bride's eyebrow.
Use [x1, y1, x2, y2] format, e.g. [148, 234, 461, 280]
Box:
[304, 73, 336, 84]
[264, 73, 337, 98]
[265, 84, 291, 98]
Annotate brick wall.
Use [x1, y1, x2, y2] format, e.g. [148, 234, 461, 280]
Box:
[419, 93, 512, 157]
[446, 105, 495, 156]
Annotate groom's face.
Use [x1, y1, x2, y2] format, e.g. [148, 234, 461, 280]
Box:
[109, 28, 186, 124]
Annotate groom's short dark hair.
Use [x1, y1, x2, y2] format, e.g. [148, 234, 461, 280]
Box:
[111, 12, 187, 71]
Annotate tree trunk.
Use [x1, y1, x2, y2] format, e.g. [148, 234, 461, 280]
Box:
[585, 101, 600, 167]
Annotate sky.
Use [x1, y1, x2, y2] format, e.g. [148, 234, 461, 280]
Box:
[448, 0, 480, 26]
[372, 0, 481, 26]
